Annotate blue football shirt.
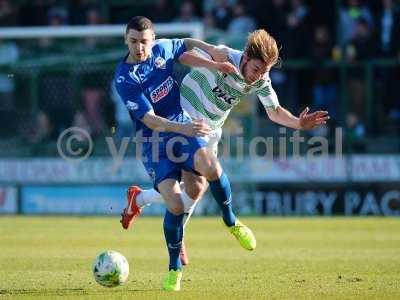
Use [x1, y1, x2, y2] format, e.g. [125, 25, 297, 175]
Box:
[114, 38, 189, 137]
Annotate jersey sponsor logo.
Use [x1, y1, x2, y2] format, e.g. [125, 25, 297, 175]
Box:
[126, 101, 139, 111]
[212, 86, 235, 105]
[150, 76, 174, 103]
[154, 57, 166, 69]
[117, 75, 125, 83]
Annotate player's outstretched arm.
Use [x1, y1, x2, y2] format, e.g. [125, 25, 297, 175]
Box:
[142, 111, 211, 137]
[179, 50, 239, 74]
[183, 38, 228, 62]
[266, 106, 329, 130]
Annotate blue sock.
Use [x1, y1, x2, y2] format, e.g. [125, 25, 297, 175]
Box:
[209, 172, 236, 227]
[163, 209, 184, 271]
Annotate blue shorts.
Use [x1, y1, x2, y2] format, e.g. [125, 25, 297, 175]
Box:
[141, 133, 207, 190]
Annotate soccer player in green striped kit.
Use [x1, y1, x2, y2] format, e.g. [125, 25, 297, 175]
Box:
[122, 29, 329, 264]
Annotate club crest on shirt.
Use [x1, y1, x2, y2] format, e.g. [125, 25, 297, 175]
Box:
[154, 57, 166, 69]
[147, 168, 156, 181]
[150, 76, 174, 103]
[116, 75, 125, 83]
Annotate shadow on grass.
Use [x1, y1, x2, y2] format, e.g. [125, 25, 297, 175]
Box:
[0, 287, 160, 296]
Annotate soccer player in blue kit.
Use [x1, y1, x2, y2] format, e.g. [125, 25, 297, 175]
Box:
[115, 16, 254, 291]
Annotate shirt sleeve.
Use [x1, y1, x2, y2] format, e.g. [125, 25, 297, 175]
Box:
[170, 38, 187, 60]
[256, 83, 280, 110]
[115, 80, 152, 120]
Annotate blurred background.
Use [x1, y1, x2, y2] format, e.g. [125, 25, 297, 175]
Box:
[0, 0, 399, 217]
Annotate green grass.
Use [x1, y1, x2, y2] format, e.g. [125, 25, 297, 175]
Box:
[0, 217, 399, 299]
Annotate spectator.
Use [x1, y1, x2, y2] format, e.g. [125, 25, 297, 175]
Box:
[203, 11, 217, 30]
[48, 6, 69, 26]
[346, 18, 375, 120]
[39, 72, 76, 139]
[373, 0, 400, 132]
[203, 0, 236, 14]
[0, 39, 19, 136]
[311, 26, 338, 123]
[346, 112, 366, 152]
[38, 6, 69, 52]
[227, 1, 256, 35]
[383, 68, 400, 131]
[211, 0, 233, 30]
[374, 0, 400, 57]
[285, 0, 310, 58]
[174, 0, 200, 23]
[338, 0, 373, 46]
[86, 7, 103, 25]
[84, 8, 105, 48]
[347, 17, 376, 61]
[25, 111, 52, 145]
[79, 87, 106, 137]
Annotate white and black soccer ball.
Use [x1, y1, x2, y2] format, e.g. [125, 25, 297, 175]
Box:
[92, 250, 129, 287]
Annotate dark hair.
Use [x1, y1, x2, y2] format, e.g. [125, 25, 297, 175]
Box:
[126, 16, 154, 34]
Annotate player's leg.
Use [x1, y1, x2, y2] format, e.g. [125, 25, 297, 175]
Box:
[120, 148, 176, 229]
[127, 172, 204, 210]
[193, 148, 235, 225]
[157, 178, 185, 291]
[192, 147, 256, 250]
[181, 170, 208, 226]
[179, 128, 219, 228]
[135, 187, 164, 207]
[178, 170, 208, 265]
[129, 129, 220, 209]
[123, 171, 207, 222]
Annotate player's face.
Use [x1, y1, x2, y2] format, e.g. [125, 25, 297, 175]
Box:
[240, 55, 269, 84]
[125, 29, 154, 62]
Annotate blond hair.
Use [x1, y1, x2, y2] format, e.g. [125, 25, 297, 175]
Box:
[244, 29, 279, 68]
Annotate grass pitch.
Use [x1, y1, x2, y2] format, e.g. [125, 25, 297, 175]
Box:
[0, 217, 399, 300]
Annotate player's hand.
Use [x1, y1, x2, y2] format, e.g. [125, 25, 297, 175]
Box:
[209, 46, 229, 62]
[180, 119, 211, 137]
[214, 61, 240, 74]
[299, 107, 330, 130]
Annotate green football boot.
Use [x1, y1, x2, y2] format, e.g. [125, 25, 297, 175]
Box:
[228, 219, 257, 250]
[163, 269, 183, 291]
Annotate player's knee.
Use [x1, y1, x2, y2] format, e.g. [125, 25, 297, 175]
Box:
[162, 193, 184, 215]
[195, 150, 220, 181]
[205, 169, 219, 181]
[200, 161, 220, 181]
[167, 200, 184, 215]
[185, 181, 206, 200]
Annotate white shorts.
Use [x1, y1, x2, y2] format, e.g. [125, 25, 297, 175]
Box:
[202, 128, 222, 157]
[181, 106, 222, 156]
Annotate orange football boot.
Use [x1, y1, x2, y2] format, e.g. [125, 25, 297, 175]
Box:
[120, 186, 142, 229]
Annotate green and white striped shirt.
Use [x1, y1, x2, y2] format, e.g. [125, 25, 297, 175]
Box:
[180, 46, 279, 129]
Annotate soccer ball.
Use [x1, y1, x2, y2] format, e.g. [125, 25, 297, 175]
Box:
[92, 250, 129, 287]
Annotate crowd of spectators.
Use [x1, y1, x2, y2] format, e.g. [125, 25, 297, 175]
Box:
[0, 0, 399, 154]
